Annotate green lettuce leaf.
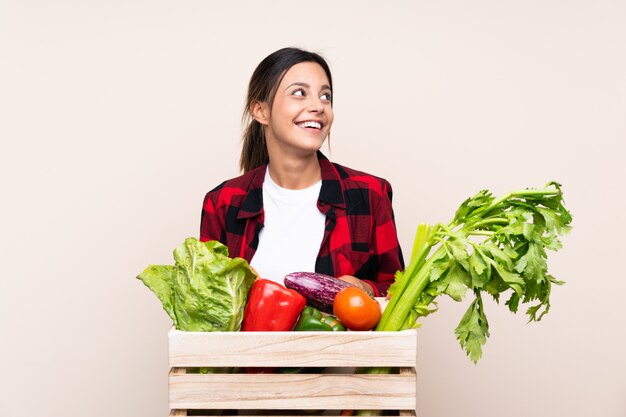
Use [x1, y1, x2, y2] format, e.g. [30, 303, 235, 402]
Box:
[138, 238, 256, 332]
[137, 265, 178, 327]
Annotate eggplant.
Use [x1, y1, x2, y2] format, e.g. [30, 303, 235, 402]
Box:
[284, 272, 352, 314]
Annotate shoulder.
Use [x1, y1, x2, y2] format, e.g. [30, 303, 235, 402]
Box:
[332, 162, 394, 200]
[203, 165, 264, 208]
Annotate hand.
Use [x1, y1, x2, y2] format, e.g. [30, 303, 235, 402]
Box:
[337, 275, 375, 298]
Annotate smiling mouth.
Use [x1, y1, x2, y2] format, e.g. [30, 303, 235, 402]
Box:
[295, 121, 323, 130]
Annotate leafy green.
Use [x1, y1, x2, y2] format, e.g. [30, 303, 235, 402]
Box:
[377, 182, 572, 363]
[455, 293, 490, 364]
[137, 238, 256, 332]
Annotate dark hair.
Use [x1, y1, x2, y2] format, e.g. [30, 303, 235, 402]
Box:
[240, 47, 333, 173]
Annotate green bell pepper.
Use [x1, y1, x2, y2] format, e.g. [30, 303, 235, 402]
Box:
[283, 307, 345, 376]
[294, 306, 346, 331]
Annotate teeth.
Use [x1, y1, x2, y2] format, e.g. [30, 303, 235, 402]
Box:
[297, 121, 322, 129]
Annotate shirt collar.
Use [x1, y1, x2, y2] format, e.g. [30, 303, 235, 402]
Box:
[237, 151, 345, 220]
[317, 151, 346, 208]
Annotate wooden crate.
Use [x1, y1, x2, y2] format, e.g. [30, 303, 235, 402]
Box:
[168, 326, 417, 417]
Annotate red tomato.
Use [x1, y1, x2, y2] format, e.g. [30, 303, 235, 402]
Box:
[333, 287, 381, 331]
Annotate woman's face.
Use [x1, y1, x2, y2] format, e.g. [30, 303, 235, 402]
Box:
[262, 62, 334, 157]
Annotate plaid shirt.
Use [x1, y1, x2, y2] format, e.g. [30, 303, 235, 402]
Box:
[200, 152, 404, 296]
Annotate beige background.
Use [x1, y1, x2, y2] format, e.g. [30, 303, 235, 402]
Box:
[1, 1, 625, 416]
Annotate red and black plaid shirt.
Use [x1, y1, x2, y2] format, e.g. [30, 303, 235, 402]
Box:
[200, 152, 404, 296]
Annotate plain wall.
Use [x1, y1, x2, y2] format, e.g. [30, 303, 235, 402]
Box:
[1, 1, 625, 416]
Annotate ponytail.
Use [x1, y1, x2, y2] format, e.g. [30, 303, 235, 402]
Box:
[240, 117, 268, 173]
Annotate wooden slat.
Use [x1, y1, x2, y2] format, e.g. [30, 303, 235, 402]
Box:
[169, 364, 187, 416]
[169, 373, 416, 410]
[398, 367, 417, 416]
[169, 329, 417, 368]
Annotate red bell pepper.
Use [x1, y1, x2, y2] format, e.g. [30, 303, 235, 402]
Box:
[242, 279, 307, 331]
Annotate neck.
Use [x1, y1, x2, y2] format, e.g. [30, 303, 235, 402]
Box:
[267, 153, 321, 190]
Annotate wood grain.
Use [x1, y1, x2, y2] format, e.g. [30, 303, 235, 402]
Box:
[169, 329, 417, 368]
[169, 373, 417, 410]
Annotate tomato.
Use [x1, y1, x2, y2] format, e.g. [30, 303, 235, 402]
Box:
[332, 287, 381, 331]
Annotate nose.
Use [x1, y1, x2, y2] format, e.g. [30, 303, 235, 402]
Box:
[307, 95, 325, 113]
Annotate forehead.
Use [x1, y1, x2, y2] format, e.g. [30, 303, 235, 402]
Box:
[279, 62, 330, 88]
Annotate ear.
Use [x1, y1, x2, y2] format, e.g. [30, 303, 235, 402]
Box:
[250, 101, 270, 126]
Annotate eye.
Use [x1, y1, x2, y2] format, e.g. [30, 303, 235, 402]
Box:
[320, 92, 332, 101]
[292, 88, 305, 97]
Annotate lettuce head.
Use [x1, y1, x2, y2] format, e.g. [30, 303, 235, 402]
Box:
[137, 238, 256, 332]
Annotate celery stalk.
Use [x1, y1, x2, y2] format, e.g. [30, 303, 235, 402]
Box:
[376, 224, 436, 330]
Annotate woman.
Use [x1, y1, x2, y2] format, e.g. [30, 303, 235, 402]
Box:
[200, 47, 404, 297]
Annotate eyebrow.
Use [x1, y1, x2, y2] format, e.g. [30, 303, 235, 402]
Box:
[285, 82, 332, 91]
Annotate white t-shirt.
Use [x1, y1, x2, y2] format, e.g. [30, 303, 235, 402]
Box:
[249, 168, 326, 284]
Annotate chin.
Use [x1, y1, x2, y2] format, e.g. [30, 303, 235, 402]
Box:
[292, 136, 326, 153]
[303, 141, 325, 154]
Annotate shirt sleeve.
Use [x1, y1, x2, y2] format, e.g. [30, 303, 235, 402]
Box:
[364, 179, 405, 297]
[200, 191, 225, 243]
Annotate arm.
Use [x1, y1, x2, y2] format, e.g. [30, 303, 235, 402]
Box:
[364, 179, 405, 297]
[200, 191, 225, 243]
[337, 180, 404, 297]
